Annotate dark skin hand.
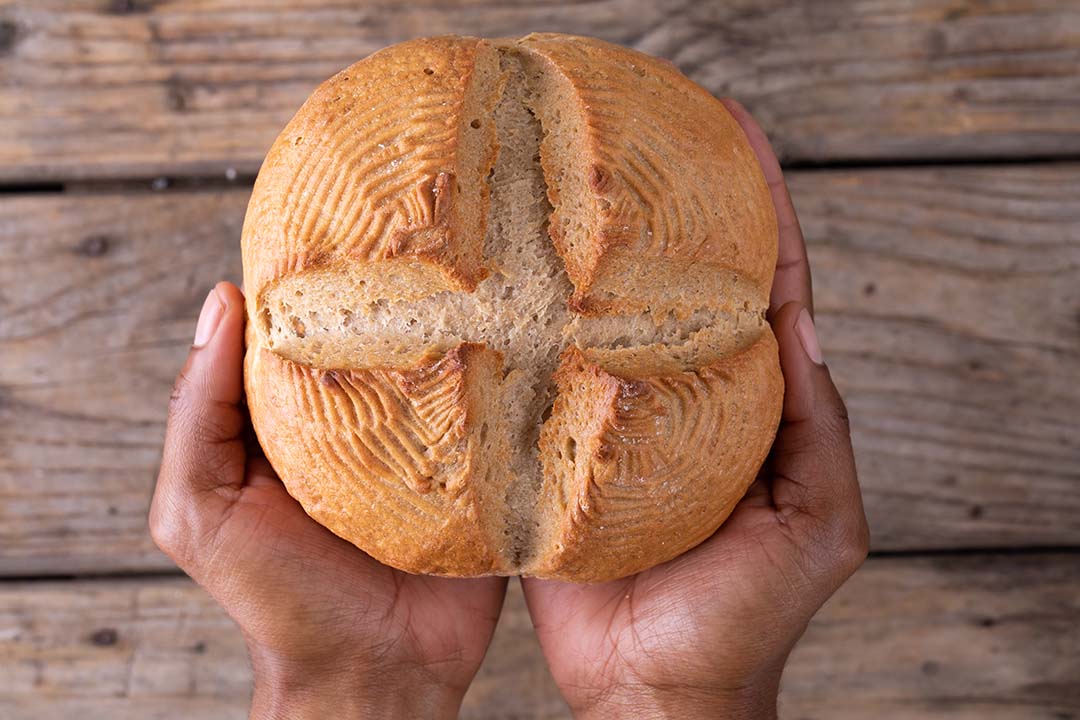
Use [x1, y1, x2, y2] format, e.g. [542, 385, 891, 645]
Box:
[149, 282, 507, 719]
[520, 100, 870, 719]
[150, 100, 866, 719]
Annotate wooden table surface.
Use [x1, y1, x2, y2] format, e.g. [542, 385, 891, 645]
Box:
[2, 1, 1078, 718]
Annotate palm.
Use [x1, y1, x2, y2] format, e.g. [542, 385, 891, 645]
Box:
[202, 459, 507, 689]
[522, 480, 812, 705]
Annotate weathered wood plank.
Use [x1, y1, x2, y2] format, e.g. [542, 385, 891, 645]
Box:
[780, 553, 1080, 719]
[792, 166, 1080, 550]
[0, 574, 564, 720]
[0, 189, 246, 574]
[1, 555, 1077, 718]
[2, 0, 1079, 181]
[2, 164, 1078, 574]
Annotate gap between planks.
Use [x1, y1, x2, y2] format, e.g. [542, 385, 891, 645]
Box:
[1, 548, 1079, 584]
[6, 153, 1080, 197]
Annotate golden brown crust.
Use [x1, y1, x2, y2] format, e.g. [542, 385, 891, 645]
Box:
[242, 32, 784, 583]
[245, 339, 511, 575]
[518, 33, 777, 312]
[241, 36, 493, 318]
[531, 330, 783, 582]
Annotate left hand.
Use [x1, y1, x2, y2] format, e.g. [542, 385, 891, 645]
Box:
[519, 100, 870, 719]
[149, 281, 507, 720]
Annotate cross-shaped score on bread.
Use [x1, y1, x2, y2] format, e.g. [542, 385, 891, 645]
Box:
[242, 35, 784, 582]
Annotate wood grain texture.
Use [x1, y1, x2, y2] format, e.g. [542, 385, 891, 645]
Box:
[2, 0, 1079, 181]
[0, 189, 246, 574]
[793, 165, 1080, 550]
[2, 555, 1077, 719]
[2, 164, 1078, 575]
[0, 575, 566, 720]
[778, 553, 1080, 719]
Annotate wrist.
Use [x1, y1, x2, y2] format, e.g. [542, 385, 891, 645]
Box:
[248, 648, 464, 720]
[572, 675, 780, 720]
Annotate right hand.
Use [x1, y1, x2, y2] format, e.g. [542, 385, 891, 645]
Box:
[520, 99, 870, 719]
[149, 282, 508, 719]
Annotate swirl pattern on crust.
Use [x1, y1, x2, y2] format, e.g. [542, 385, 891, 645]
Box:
[518, 33, 777, 312]
[533, 330, 783, 581]
[242, 36, 499, 305]
[245, 340, 512, 575]
[241, 33, 783, 582]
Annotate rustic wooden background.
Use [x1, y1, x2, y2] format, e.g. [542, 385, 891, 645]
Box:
[2, 1, 1079, 718]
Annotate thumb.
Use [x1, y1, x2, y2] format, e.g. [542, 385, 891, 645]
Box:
[768, 302, 869, 575]
[150, 281, 247, 563]
[774, 302, 846, 432]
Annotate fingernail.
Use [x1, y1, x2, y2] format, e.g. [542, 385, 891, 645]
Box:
[193, 287, 224, 348]
[795, 308, 824, 365]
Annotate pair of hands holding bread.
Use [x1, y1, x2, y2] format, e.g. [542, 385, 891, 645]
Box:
[150, 100, 868, 719]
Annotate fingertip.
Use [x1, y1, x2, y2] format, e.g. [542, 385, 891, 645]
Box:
[205, 282, 246, 357]
[772, 302, 820, 424]
[176, 282, 247, 415]
[795, 307, 824, 365]
[214, 280, 245, 305]
[192, 282, 244, 348]
[773, 304, 849, 441]
[773, 302, 826, 370]
[192, 288, 225, 349]
[771, 301, 806, 352]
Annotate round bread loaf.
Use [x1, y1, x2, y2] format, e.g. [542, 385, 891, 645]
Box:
[242, 33, 783, 583]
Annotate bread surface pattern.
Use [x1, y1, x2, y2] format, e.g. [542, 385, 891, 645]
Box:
[242, 33, 783, 582]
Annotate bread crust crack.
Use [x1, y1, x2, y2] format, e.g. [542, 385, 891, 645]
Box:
[242, 34, 782, 581]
